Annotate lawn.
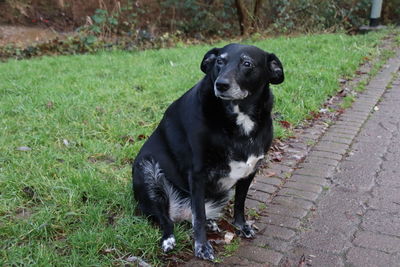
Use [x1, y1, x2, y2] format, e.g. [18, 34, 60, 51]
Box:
[0, 31, 389, 265]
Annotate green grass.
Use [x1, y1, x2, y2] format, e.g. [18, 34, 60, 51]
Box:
[0, 31, 390, 265]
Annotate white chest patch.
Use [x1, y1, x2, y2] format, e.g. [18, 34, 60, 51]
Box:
[233, 105, 254, 135]
[219, 154, 264, 191]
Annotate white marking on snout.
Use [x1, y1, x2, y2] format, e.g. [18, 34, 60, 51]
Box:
[219, 154, 264, 191]
[233, 105, 254, 135]
[162, 236, 176, 252]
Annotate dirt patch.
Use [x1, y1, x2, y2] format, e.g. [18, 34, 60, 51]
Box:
[0, 25, 71, 47]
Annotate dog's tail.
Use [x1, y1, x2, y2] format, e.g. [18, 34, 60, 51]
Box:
[139, 158, 168, 201]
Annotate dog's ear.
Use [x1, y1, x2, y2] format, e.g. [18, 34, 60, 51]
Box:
[201, 48, 220, 73]
[266, 53, 284, 85]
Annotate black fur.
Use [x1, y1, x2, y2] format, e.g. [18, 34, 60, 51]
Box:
[132, 43, 284, 261]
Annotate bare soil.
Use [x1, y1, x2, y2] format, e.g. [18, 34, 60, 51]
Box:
[0, 25, 71, 47]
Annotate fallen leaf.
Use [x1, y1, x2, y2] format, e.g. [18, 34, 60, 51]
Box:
[271, 151, 283, 162]
[121, 135, 135, 144]
[337, 89, 347, 97]
[137, 134, 148, 140]
[207, 232, 225, 245]
[279, 120, 292, 129]
[218, 219, 236, 232]
[265, 171, 276, 177]
[355, 70, 367, 75]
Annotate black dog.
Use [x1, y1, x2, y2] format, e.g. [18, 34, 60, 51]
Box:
[132, 43, 284, 260]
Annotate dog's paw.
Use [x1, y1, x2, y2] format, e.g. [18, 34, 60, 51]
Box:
[194, 241, 215, 261]
[206, 219, 221, 232]
[235, 222, 256, 238]
[161, 235, 176, 253]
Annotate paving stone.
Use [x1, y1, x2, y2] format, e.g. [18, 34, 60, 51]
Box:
[338, 116, 364, 125]
[353, 231, 400, 254]
[258, 223, 296, 241]
[247, 235, 290, 252]
[220, 255, 267, 267]
[250, 181, 278, 194]
[261, 213, 301, 229]
[346, 247, 400, 267]
[307, 187, 364, 233]
[361, 210, 400, 237]
[308, 150, 343, 161]
[272, 195, 314, 211]
[324, 131, 355, 140]
[333, 122, 362, 131]
[297, 229, 353, 254]
[247, 190, 271, 203]
[320, 135, 353, 145]
[289, 174, 330, 187]
[332, 166, 378, 193]
[340, 113, 369, 121]
[328, 126, 359, 135]
[337, 117, 365, 125]
[278, 187, 320, 202]
[303, 156, 339, 167]
[266, 203, 309, 219]
[313, 141, 349, 155]
[351, 102, 376, 112]
[296, 163, 336, 178]
[375, 170, 400, 187]
[256, 176, 283, 187]
[283, 181, 323, 194]
[285, 245, 345, 267]
[245, 198, 262, 210]
[236, 244, 283, 265]
[369, 186, 400, 212]
[183, 258, 214, 267]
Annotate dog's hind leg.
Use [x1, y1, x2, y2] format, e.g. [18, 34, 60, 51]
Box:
[133, 158, 176, 252]
[233, 173, 257, 238]
[153, 205, 176, 252]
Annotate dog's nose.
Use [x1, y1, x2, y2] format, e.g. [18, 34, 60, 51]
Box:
[215, 79, 230, 92]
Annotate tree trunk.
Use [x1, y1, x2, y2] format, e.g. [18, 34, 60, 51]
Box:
[252, 0, 262, 30]
[235, 0, 250, 35]
[235, 0, 263, 35]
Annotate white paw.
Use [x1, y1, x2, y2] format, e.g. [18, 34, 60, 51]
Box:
[206, 220, 221, 232]
[194, 241, 215, 261]
[161, 236, 176, 252]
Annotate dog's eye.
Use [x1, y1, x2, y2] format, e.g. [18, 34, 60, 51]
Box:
[243, 61, 253, 68]
[216, 58, 224, 65]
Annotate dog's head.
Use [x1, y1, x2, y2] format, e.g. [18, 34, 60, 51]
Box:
[201, 44, 284, 101]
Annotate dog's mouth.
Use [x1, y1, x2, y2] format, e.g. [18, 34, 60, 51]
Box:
[214, 89, 249, 101]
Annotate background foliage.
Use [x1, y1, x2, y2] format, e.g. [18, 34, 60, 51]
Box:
[1, 0, 399, 38]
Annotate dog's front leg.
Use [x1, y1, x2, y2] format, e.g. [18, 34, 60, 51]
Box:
[189, 171, 214, 261]
[233, 172, 256, 238]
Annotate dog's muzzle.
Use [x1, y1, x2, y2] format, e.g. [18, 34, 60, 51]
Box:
[214, 78, 248, 100]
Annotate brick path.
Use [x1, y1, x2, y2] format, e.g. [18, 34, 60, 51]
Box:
[184, 49, 400, 266]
